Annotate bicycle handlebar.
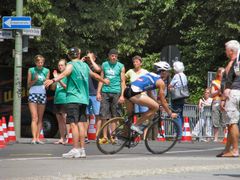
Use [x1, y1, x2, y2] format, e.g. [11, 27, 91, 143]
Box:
[159, 105, 181, 114]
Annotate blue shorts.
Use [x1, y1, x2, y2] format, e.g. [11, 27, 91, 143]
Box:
[86, 96, 100, 115]
[134, 104, 148, 113]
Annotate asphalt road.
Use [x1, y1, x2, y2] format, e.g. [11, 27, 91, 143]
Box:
[0, 139, 240, 180]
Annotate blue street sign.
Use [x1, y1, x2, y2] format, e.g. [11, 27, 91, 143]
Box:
[2, 16, 31, 29]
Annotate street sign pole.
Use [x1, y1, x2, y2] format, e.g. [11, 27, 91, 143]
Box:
[13, 0, 23, 140]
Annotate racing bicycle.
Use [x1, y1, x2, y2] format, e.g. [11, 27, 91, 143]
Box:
[96, 108, 180, 154]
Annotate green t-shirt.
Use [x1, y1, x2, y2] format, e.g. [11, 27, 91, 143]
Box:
[66, 60, 90, 105]
[29, 67, 49, 86]
[54, 77, 67, 104]
[102, 60, 124, 93]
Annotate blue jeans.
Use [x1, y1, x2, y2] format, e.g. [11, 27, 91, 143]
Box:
[86, 96, 100, 115]
[171, 104, 184, 137]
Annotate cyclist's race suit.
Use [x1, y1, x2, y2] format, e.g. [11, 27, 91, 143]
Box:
[124, 72, 160, 99]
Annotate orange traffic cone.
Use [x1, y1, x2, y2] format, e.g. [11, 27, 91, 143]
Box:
[88, 114, 96, 140]
[66, 128, 73, 144]
[222, 127, 228, 144]
[39, 128, 45, 141]
[181, 117, 192, 142]
[157, 121, 166, 141]
[0, 119, 6, 148]
[1, 117, 9, 144]
[7, 115, 16, 142]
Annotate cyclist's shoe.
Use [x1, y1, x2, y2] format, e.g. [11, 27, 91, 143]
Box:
[98, 137, 108, 144]
[130, 124, 143, 134]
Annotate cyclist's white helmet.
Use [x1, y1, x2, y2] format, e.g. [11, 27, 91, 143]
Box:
[154, 61, 171, 71]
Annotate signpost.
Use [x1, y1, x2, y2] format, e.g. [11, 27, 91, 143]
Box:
[160, 45, 180, 66]
[2, 16, 31, 29]
[0, 29, 13, 39]
[22, 28, 41, 36]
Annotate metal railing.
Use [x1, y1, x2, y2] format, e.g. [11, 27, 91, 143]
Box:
[183, 104, 225, 140]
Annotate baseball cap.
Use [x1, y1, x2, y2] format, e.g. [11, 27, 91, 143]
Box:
[68, 47, 80, 56]
[108, 49, 118, 55]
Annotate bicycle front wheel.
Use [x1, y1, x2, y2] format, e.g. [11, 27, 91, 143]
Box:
[96, 117, 129, 154]
[145, 118, 180, 154]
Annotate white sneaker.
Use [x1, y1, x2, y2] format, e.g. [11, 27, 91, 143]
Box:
[62, 148, 80, 158]
[130, 124, 143, 134]
[79, 148, 86, 158]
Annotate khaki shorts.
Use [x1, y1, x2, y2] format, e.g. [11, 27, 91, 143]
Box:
[99, 93, 122, 119]
[211, 100, 225, 128]
[224, 90, 240, 125]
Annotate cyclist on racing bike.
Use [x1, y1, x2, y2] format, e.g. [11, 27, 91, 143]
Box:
[124, 61, 178, 134]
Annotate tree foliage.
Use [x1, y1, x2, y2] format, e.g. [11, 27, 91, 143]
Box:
[0, 0, 239, 104]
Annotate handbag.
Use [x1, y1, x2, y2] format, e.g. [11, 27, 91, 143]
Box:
[170, 74, 190, 100]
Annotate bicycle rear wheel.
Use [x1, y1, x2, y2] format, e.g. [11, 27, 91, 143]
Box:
[96, 117, 129, 154]
[145, 118, 180, 154]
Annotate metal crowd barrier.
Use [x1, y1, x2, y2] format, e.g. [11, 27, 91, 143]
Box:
[183, 104, 225, 140]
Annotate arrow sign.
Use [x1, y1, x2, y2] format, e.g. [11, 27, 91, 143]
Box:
[2, 16, 31, 29]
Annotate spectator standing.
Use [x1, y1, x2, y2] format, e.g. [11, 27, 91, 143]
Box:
[168, 61, 188, 138]
[44, 47, 109, 158]
[27, 55, 50, 144]
[51, 59, 68, 145]
[125, 55, 148, 113]
[97, 49, 125, 144]
[217, 40, 240, 157]
[210, 67, 225, 142]
[192, 88, 213, 142]
[83, 51, 102, 141]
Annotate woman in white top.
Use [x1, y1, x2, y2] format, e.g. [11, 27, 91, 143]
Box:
[192, 88, 213, 141]
[27, 55, 50, 144]
[125, 55, 148, 113]
[168, 61, 188, 138]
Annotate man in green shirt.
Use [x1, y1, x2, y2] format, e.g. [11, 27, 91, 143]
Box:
[97, 49, 126, 144]
[45, 47, 109, 158]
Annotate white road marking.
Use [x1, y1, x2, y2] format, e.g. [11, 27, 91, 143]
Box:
[2, 146, 239, 162]
[167, 147, 225, 154]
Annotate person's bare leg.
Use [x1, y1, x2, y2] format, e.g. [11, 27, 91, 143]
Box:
[214, 127, 219, 141]
[78, 122, 86, 149]
[84, 118, 89, 139]
[29, 103, 38, 142]
[96, 115, 102, 137]
[129, 95, 159, 125]
[56, 113, 66, 142]
[36, 104, 45, 141]
[221, 124, 233, 156]
[230, 124, 239, 155]
[102, 119, 108, 139]
[125, 99, 134, 117]
[65, 123, 70, 143]
[71, 122, 80, 149]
